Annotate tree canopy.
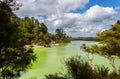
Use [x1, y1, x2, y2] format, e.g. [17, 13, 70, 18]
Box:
[0, 1, 36, 79]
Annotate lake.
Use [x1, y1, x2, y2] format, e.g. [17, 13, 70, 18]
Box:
[19, 41, 120, 79]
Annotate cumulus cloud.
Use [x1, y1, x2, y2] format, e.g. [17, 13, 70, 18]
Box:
[84, 5, 117, 22]
[15, 0, 118, 37]
[45, 5, 117, 37]
[16, 0, 89, 16]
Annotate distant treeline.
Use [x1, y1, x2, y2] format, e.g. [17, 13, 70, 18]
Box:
[72, 37, 97, 41]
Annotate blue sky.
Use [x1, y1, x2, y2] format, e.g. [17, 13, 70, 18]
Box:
[71, 0, 120, 13]
[16, 0, 120, 37]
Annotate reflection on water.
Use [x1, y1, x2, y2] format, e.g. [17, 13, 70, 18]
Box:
[19, 41, 120, 79]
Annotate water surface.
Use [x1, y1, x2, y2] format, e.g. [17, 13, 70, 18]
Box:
[19, 41, 120, 79]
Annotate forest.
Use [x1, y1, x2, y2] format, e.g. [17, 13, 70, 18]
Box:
[0, 0, 70, 79]
[0, 0, 120, 79]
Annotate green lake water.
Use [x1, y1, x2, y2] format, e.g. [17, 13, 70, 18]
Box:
[19, 41, 120, 79]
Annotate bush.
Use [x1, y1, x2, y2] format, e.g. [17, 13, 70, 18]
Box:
[65, 56, 94, 79]
[45, 73, 65, 79]
[45, 56, 120, 79]
[96, 66, 109, 77]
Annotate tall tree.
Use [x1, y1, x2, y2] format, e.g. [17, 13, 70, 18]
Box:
[0, 1, 36, 78]
[55, 28, 70, 43]
[40, 23, 48, 34]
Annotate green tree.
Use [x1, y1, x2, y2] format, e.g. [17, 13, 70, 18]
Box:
[81, 20, 120, 73]
[55, 28, 65, 39]
[19, 18, 50, 45]
[1, 48, 36, 78]
[40, 23, 48, 34]
[19, 17, 70, 46]
[19, 17, 40, 44]
[0, 1, 36, 78]
[21, 17, 34, 44]
[55, 28, 70, 43]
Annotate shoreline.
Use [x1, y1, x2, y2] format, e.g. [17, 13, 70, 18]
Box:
[24, 43, 59, 48]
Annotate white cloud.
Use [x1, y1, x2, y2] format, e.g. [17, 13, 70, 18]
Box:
[45, 5, 117, 37]
[84, 5, 117, 22]
[53, 19, 62, 27]
[15, 0, 118, 37]
[16, 0, 89, 16]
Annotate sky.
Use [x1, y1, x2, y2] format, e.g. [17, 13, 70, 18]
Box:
[15, 0, 120, 37]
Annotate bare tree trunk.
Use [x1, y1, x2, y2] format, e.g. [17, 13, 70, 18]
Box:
[105, 55, 116, 73]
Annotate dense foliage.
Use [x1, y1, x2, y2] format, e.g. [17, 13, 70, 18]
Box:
[19, 17, 71, 47]
[0, 0, 37, 79]
[55, 28, 71, 43]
